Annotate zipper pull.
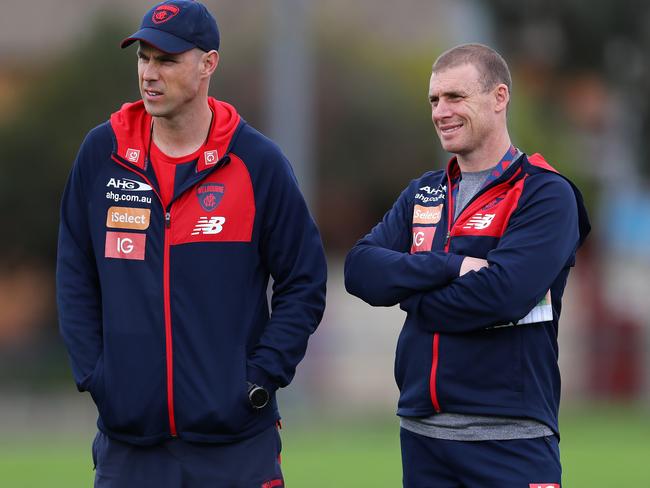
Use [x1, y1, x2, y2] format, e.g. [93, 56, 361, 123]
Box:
[445, 231, 451, 244]
[165, 211, 171, 228]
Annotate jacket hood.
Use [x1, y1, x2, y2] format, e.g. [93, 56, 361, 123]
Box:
[109, 97, 241, 171]
[528, 153, 591, 246]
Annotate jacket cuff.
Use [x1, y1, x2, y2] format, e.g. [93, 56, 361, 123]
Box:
[446, 253, 465, 280]
[246, 364, 278, 394]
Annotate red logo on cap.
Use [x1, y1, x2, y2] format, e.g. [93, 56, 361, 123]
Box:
[152, 4, 180, 24]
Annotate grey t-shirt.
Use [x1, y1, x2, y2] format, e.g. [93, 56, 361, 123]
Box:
[400, 414, 553, 441]
[453, 167, 493, 221]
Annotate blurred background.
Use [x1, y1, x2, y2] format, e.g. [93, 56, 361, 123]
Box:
[1, 0, 649, 486]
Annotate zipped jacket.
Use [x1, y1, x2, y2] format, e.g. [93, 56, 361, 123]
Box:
[57, 98, 327, 445]
[345, 153, 589, 435]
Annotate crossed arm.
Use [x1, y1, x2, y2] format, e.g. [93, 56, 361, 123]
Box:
[345, 177, 579, 334]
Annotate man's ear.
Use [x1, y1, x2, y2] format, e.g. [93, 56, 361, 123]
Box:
[200, 50, 219, 78]
[494, 83, 510, 113]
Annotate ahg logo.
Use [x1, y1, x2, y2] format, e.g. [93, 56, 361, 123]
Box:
[106, 178, 152, 192]
[415, 184, 447, 204]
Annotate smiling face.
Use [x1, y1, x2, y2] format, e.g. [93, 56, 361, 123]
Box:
[137, 43, 212, 120]
[428, 63, 508, 164]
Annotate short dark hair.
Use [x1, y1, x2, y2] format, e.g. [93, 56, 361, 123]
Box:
[432, 43, 512, 94]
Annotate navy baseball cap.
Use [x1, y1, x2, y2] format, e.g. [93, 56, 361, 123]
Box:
[121, 1, 219, 54]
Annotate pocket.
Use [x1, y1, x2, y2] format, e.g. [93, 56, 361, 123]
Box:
[543, 435, 560, 460]
[438, 327, 523, 407]
[394, 316, 434, 409]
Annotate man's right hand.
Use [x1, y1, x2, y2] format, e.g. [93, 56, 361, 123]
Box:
[460, 257, 488, 276]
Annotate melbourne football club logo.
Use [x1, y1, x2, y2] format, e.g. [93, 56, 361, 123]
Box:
[152, 4, 180, 24]
[197, 183, 225, 212]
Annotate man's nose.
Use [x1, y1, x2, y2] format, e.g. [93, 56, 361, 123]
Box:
[142, 62, 159, 81]
[432, 99, 452, 119]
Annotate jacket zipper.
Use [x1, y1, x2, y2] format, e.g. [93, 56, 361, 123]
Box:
[429, 166, 522, 413]
[110, 155, 178, 437]
[428, 172, 456, 413]
[163, 208, 177, 437]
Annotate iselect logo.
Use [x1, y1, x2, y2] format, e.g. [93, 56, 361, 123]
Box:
[106, 207, 151, 230]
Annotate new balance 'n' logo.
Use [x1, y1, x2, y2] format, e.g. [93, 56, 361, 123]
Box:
[191, 216, 226, 235]
[463, 213, 496, 230]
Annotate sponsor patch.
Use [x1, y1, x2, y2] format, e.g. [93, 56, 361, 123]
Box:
[204, 150, 219, 166]
[413, 204, 442, 225]
[152, 4, 180, 24]
[106, 206, 151, 230]
[105, 232, 146, 260]
[197, 183, 225, 211]
[410, 226, 436, 253]
[419, 184, 447, 195]
[415, 184, 447, 204]
[106, 178, 152, 192]
[191, 216, 226, 235]
[125, 148, 141, 163]
[105, 191, 152, 205]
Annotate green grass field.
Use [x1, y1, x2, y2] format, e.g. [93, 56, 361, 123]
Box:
[1, 405, 648, 487]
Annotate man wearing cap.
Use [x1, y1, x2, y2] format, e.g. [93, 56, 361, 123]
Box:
[56, 1, 327, 486]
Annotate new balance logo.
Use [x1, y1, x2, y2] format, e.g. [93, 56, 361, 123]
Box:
[191, 216, 226, 235]
[463, 213, 496, 230]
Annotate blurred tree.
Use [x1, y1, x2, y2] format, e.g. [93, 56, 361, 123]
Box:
[0, 17, 139, 266]
[491, 0, 650, 177]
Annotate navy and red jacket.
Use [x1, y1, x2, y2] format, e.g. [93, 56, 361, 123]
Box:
[345, 153, 590, 435]
[57, 98, 327, 445]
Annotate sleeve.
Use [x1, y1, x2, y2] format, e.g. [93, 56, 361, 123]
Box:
[56, 134, 103, 392]
[400, 175, 580, 333]
[246, 152, 327, 393]
[344, 183, 464, 307]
